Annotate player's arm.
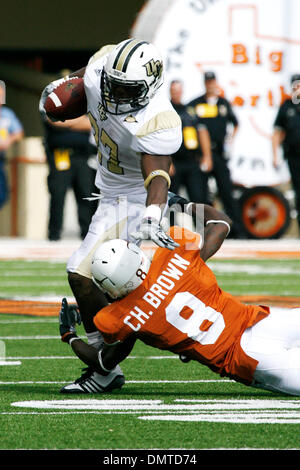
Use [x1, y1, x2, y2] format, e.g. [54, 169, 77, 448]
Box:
[202, 204, 232, 261]
[99, 339, 136, 371]
[142, 153, 171, 207]
[46, 114, 91, 131]
[272, 127, 285, 168]
[271, 104, 286, 168]
[168, 195, 232, 260]
[198, 126, 213, 172]
[190, 202, 232, 261]
[131, 153, 179, 250]
[0, 129, 24, 151]
[69, 337, 135, 374]
[59, 297, 135, 374]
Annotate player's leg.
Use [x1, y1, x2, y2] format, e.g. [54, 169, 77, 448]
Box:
[68, 272, 107, 337]
[241, 307, 300, 395]
[61, 194, 146, 393]
[61, 277, 121, 393]
[63, 198, 126, 391]
[68, 193, 148, 337]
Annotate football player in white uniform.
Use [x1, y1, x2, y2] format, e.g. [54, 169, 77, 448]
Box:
[40, 39, 182, 393]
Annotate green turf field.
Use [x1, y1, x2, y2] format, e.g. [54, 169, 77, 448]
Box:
[1, 258, 300, 451]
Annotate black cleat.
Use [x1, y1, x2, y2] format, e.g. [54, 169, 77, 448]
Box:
[60, 365, 125, 394]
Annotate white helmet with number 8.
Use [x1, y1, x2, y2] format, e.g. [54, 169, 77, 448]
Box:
[91, 239, 151, 299]
[101, 38, 164, 114]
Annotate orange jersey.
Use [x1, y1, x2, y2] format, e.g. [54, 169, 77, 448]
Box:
[94, 227, 270, 385]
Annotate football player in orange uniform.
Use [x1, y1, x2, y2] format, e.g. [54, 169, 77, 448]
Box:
[59, 203, 300, 396]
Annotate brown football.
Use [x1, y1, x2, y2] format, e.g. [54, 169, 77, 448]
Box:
[44, 77, 87, 120]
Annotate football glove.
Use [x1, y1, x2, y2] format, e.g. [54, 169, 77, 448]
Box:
[131, 217, 179, 250]
[39, 77, 67, 122]
[59, 297, 81, 342]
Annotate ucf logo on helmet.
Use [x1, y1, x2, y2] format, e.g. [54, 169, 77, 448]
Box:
[144, 59, 163, 79]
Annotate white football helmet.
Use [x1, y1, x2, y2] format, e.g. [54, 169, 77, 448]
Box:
[101, 38, 164, 114]
[91, 239, 151, 299]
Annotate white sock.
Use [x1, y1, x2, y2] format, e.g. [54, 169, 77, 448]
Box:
[86, 331, 104, 350]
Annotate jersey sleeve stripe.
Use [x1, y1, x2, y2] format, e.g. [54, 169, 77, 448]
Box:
[88, 45, 116, 65]
[136, 110, 181, 137]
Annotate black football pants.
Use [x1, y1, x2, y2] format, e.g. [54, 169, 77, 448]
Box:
[172, 153, 245, 237]
[170, 159, 206, 203]
[287, 157, 300, 232]
[47, 150, 96, 240]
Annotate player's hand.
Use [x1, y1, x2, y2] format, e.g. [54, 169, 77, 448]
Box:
[59, 297, 81, 342]
[131, 217, 179, 250]
[39, 78, 67, 122]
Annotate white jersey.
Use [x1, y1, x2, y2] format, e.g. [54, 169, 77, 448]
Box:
[84, 45, 182, 196]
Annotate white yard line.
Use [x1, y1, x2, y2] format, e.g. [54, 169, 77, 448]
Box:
[0, 361, 21, 365]
[3, 355, 179, 360]
[208, 262, 300, 275]
[0, 281, 67, 286]
[0, 379, 228, 385]
[0, 296, 75, 303]
[0, 335, 62, 340]
[0, 319, 59, 324]
[0, 272, 67, 277]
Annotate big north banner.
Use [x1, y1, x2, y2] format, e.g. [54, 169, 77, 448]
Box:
[131, 0, 300, 187]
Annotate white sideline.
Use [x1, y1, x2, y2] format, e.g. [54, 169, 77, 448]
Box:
[0, 237, 300, 260]
[3, 355, 180, 360]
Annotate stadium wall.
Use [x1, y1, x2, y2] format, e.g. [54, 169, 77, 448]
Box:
[0, 138, 48, 239]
